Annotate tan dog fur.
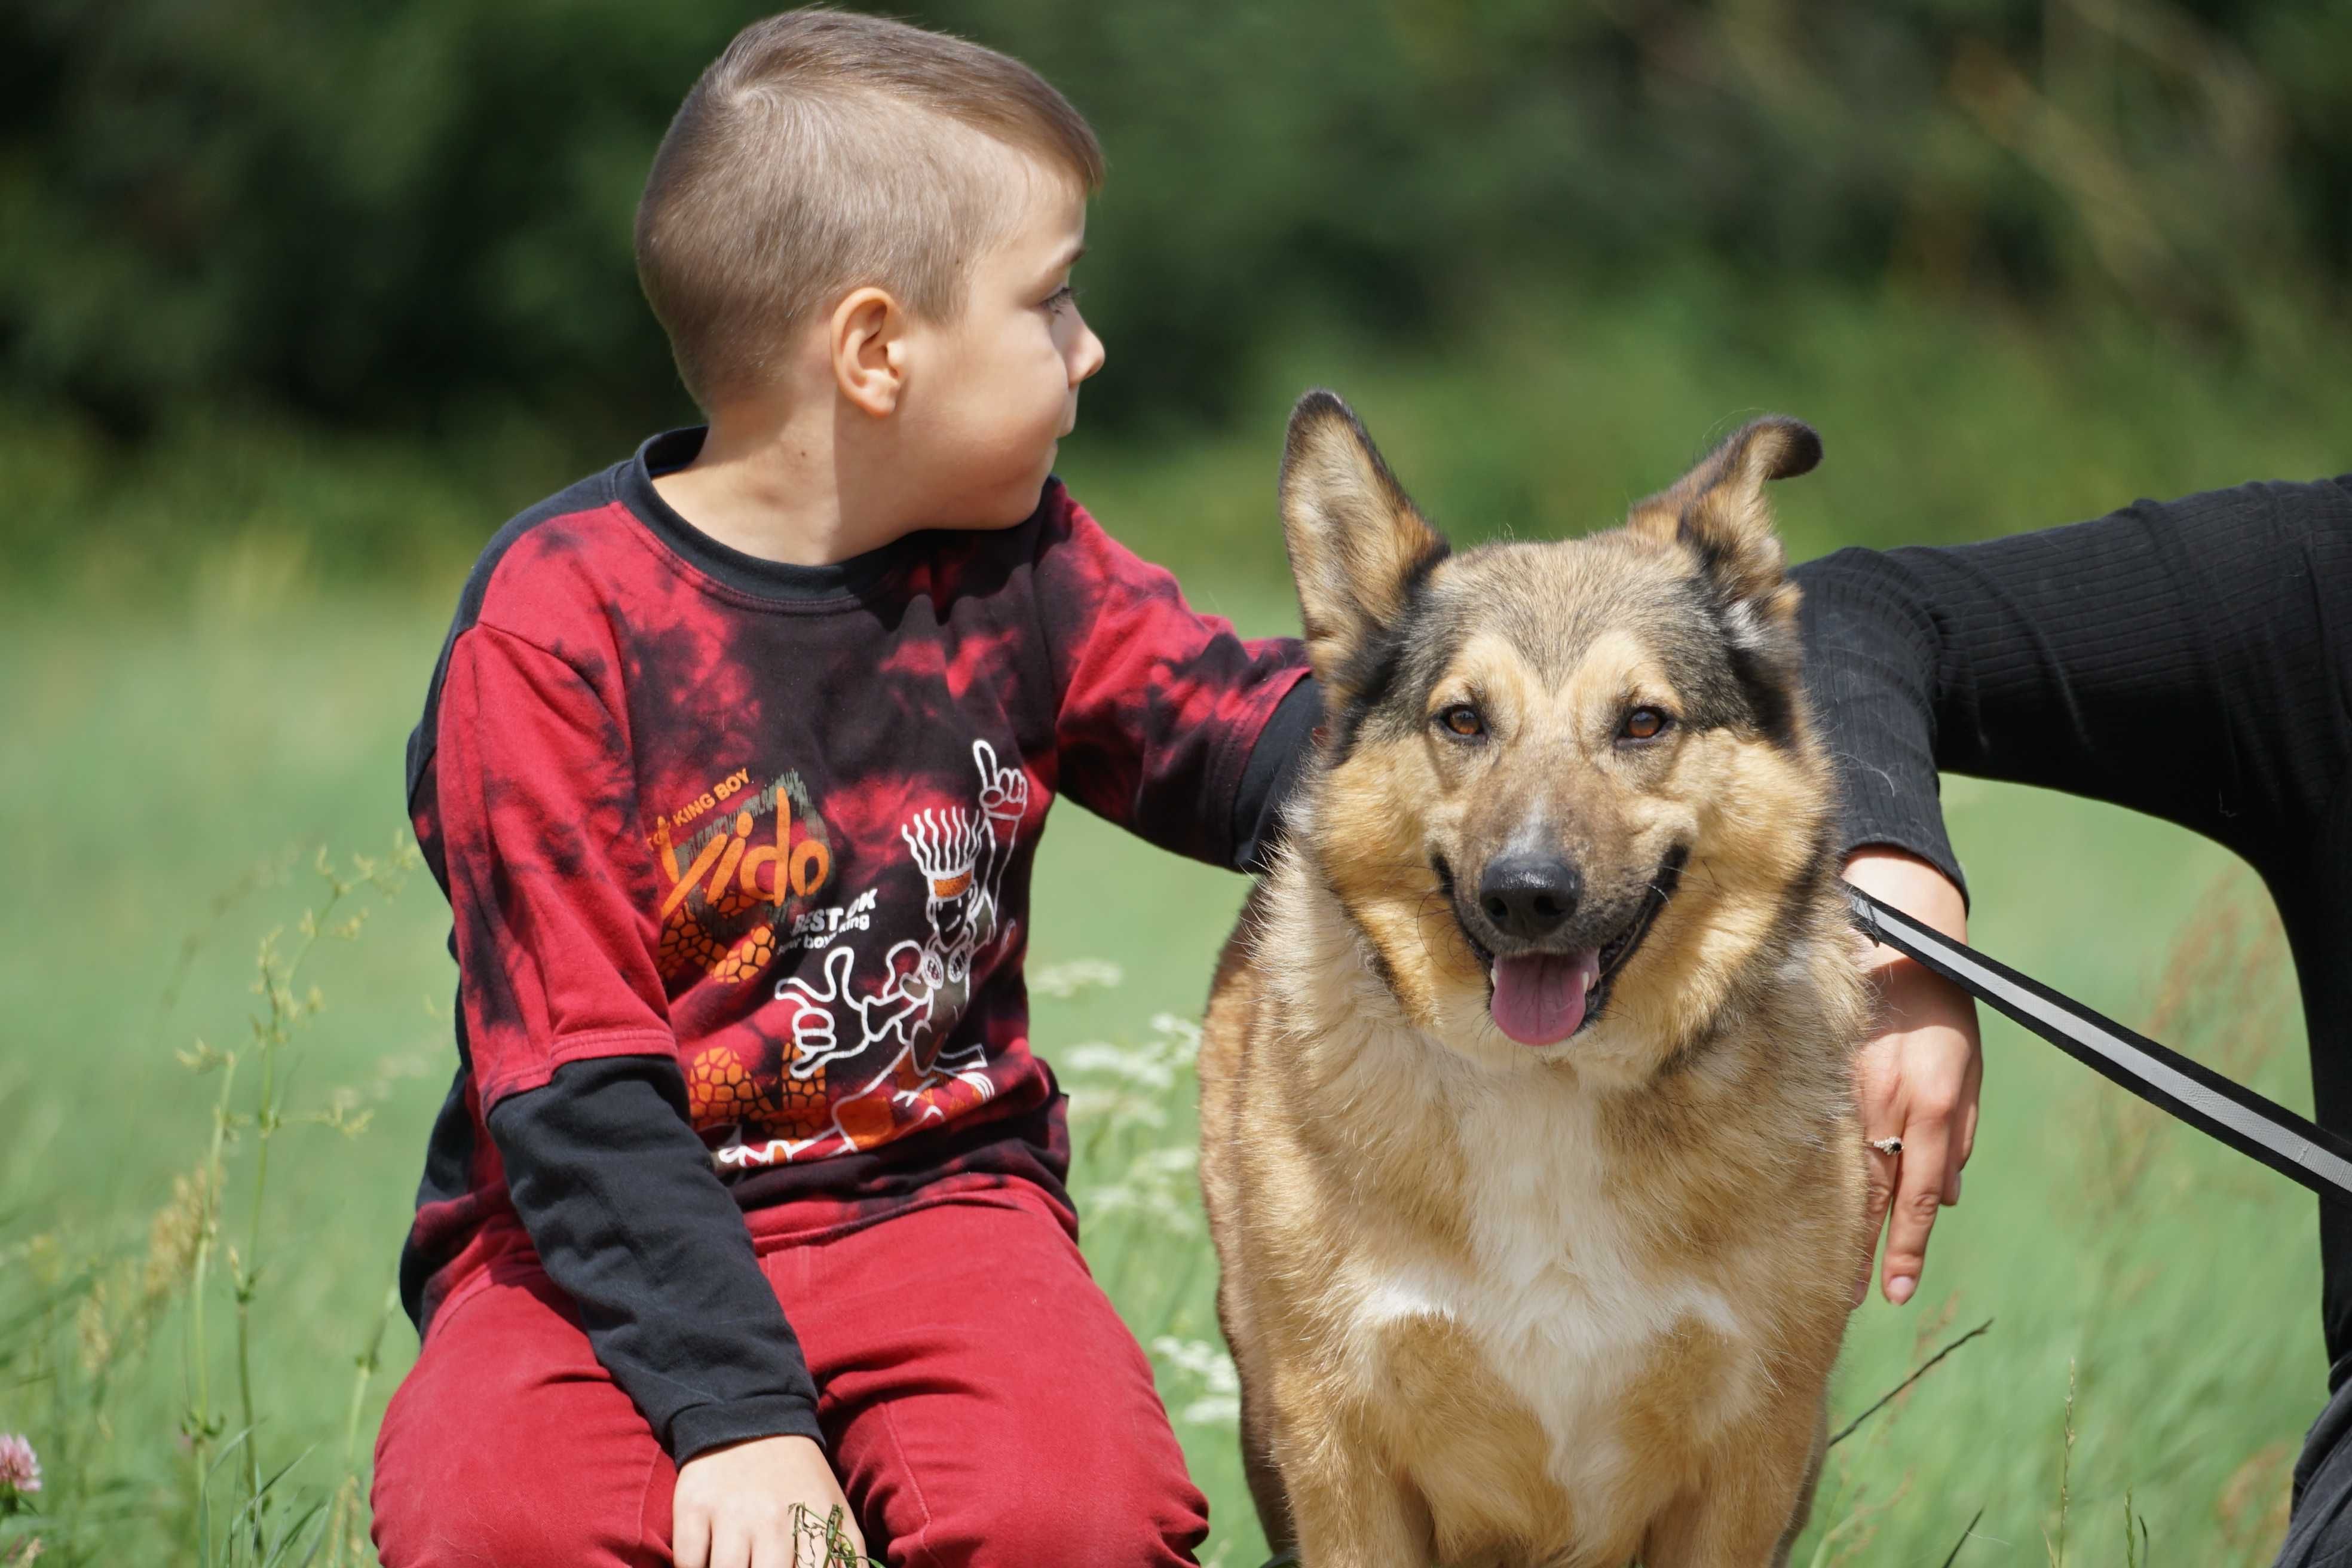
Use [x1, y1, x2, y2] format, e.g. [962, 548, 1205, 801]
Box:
[1198, 393, 1870, 1567]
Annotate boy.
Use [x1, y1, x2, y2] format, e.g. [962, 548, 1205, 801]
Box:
[370, 11, 1317, 1567]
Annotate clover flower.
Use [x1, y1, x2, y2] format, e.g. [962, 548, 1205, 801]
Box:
[0, 1433, 38, 1500]
[0, 1435, 38, 1493]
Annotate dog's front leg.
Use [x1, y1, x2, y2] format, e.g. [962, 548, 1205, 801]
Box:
[1281, 1414, 1432, 1567]
[1637, 1410, 1823, 1568]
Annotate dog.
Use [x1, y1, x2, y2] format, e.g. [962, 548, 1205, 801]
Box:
[1197, 391, 1870, 1567]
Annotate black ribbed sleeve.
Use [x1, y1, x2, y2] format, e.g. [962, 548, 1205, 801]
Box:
[488, 1055, 825, 1462]
[1797, 478, 2352, 884]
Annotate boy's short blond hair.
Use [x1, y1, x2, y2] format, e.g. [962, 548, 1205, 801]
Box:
[636, 8, 1105, 411]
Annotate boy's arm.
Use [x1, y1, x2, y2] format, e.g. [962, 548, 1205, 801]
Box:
[488, 1057, 824, 1456]
[1033, 488, 1310, 868]
[434, 622, 822, 1457]
[1229, 676, 1322, 871]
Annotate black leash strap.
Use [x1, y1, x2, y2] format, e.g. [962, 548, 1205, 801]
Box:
[1844, 885, 2352, 1205]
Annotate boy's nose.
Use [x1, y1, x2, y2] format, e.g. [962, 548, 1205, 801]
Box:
[1070, 321, 1105, 385]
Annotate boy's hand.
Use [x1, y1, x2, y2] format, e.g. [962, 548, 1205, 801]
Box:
[673, 1432, 865, 1568]
[1842, 848, 1983, 1310]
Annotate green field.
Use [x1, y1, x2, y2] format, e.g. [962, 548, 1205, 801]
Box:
[0, 547, 2320, 1565]
[4, 287, 2345, 1567]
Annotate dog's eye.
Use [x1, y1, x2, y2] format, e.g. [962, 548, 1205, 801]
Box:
[1436, 705, 1485, 739]
[1620, 706, 1671, 742]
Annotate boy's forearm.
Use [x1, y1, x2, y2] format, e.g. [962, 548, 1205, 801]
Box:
[487, 1054, 825, 1460]
[1229, 675, 1323, 872]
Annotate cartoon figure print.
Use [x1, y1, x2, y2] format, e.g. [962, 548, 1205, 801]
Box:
[768, 739, 1028, 1146]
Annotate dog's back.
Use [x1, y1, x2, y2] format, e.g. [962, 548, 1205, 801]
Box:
[1199, 394, 1868, 1567]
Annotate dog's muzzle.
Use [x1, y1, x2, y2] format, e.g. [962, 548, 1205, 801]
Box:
[1442, 846, 1688, 1046]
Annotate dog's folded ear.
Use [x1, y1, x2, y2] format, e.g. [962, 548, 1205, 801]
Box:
[1279, 390, 1450, 690]
[1627, 415, 1818, 627]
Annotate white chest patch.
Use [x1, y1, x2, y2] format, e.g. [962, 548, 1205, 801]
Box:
[1336, 1073, 1756, 1525]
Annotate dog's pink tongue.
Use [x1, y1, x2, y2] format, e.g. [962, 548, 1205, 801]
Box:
[1489, 950, 1600, 1046]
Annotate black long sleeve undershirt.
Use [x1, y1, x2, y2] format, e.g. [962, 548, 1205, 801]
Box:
[487, 687, 1321, 1462]
[487, 1055, 825, 1462]
[1793, 473, 2352, 1379]
[1233, 675, 1322, 871]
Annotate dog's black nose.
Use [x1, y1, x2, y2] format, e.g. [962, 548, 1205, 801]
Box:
[1477, 855, 1581, 942]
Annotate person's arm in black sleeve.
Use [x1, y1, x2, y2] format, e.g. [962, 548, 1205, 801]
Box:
[1793, 472, 2352, 1316]
[1796, 475, 2352, 886]
[487, 1055, 824, 1461]
[1793, 550, 1968, 899]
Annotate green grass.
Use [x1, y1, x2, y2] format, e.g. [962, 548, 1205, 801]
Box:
[0, 562, 2319, 1565]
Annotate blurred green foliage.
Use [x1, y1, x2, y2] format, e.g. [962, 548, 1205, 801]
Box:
[6, 0, 2348, 451]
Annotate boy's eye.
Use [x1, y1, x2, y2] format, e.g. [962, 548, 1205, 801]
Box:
[1042, 284, 1077, 314]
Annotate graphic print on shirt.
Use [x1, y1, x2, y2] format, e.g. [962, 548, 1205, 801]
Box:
[650, 769, 846, 986]
[688, 740, 1029, 1171]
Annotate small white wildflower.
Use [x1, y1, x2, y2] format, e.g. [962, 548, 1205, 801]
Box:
[1150, 1337, 1241, 1428]
[1065, 1091, 1168, 1128]
[1148, 1013, 1203, 1059]
[1030, 959, 1125, 1000]
[1083, 1181, 1199, 1232]
[1136, 1146, 1198, 1177]
[1084, 1181, 1137, 1211]
[1062, 1042, 1177, 1091]
[1180, 1395, 1241, 1427]
[1150, 1336, 1236, 1385]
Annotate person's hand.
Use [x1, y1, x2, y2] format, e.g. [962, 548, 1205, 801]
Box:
[1842, 847, 1983, 1309]
[673, 1432, 863, 1568]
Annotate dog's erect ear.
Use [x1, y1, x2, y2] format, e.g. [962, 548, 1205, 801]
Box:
[1280, 390, 1449, 689]
[1626, 416, 1820, 618]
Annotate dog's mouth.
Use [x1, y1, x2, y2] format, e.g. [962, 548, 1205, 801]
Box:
[1437, 847, 1688, 1048]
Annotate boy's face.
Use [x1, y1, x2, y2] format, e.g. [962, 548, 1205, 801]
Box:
[899, 151, 1104, 529]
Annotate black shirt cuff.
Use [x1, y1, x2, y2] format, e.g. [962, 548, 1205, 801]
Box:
[670, 1393, 827, 1465]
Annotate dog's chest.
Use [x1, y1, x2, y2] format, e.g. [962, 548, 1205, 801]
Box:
[1336, 1083, 1754, 1527]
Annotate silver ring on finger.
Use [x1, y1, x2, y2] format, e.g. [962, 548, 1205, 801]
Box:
[1869, 1135, 1904, 1156]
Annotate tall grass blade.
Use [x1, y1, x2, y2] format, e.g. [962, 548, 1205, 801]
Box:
[1827, 1318, 1994, 1447]
[1938, 1505, 1986, 1568]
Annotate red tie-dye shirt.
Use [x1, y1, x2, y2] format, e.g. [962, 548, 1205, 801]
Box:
[400, 429, 1306, 1320]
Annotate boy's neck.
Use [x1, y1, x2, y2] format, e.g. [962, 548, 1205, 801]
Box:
[650, 403, 909, 568]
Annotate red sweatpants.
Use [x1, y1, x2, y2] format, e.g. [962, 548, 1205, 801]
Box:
[370, 1181, 1209, 1566]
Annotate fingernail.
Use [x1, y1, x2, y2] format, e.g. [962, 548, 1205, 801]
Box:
[1888, 1275, 1917, 1304]
[1950, 1173, 1962, 1203]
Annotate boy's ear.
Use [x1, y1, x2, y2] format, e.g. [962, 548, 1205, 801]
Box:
[1625, 415, 1819, 629]
[832, 286, 908, 416]
[1280, 390, 1449, 691]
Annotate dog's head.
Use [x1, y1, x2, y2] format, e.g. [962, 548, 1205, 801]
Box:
[1280, 390, 1836, 1082]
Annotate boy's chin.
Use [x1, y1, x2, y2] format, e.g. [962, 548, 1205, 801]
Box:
[939, 466, 1055, 531]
